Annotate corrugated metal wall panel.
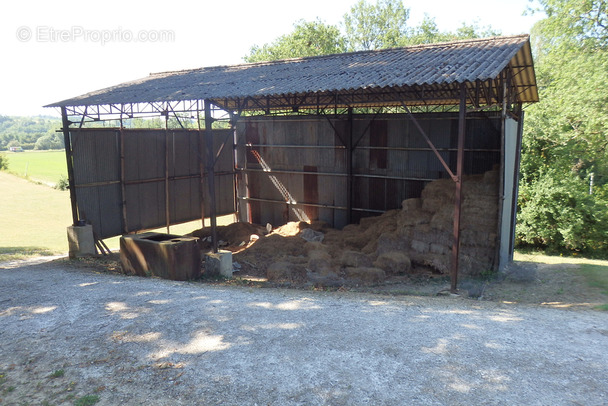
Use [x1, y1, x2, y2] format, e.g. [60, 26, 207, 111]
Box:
[71, 129, 122, 238]
[237, 113, 501, 228]
[125, 182, 165, 231]
[124, 129, 166, 182]
[70, 127, 235, 239]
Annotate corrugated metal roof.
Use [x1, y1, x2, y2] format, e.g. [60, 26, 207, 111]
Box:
[46, 35, 538, 109]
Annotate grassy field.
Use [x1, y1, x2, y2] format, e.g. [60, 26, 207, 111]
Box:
[0, 171, 72, 260]
[3, 150, 67, 186]
[514, 251, 608, 310]
[0, 171, 230, 262]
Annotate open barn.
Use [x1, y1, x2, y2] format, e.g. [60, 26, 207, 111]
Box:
[46, 35, 538, 291]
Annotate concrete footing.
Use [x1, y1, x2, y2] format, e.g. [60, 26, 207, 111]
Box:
[67, 224, 96, 258]
[205, 250, 233, 278]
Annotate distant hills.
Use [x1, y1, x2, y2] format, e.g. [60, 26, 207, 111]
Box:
[0, 115, 63, 151]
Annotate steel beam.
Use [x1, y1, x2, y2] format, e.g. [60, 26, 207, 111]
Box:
[61, 107, 79, 226]
[346, 107, 354, 224]
[204, 100, 219, 253]
[450, 83, 467, 293]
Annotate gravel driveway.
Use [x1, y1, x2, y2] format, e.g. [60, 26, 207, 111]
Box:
[1, 259, 607, 405]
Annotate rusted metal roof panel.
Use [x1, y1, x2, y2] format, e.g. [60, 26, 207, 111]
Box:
[47, 35, 537, 109]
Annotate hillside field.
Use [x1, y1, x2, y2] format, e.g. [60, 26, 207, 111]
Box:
[3, 150, 67, 186]
[0, 171, 211, 262]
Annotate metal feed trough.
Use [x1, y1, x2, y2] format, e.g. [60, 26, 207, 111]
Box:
[120, 233, 201, 281]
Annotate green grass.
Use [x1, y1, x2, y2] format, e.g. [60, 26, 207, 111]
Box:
[0, 171, 72, 260]
[0, 170, 232, 262]
[74, 394, 100, 406]
[4, 150, 67, 185]
[580, 264, 608, 296]
[50, 369, 65, 378]
[515, 250, 608, 310]
[514, 251, 608, 267]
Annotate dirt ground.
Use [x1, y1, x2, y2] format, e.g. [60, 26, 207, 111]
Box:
[69, 221, 608, 311]
[1, 257, 607, 406]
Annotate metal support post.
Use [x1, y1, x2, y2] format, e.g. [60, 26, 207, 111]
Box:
[451, 83, 467, 293]
[346, 107, 354, 224]
[61, 107, 79, 226]
[204, 100, 219, 253]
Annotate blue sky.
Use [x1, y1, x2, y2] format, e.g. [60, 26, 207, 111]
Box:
[0, 0, 543, 116]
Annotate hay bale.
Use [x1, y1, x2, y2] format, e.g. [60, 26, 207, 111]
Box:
[189, 222, 267, 247]
[401, 198, 422, 212]
[411, 253, 450, 274]
[483, 169, 499, 184]
[430, 206, 453, 230]
[421, 179, 454, 213]
[304, 241, 327, 254]
[398, 207, 432, 227]
[430, 243, 449, 255]
[340, 250, 373, 268]
[307, 247, 333, 273]
[341, 224, 360, 233]
[361, 210, 400, 238]
[344, 267, 386, 283]
[373, 251, 411, 274]
[358, 216, 378, 231]
[374, 232, 408, 256]
[411, 240, 429, 254]
[342, 232, 371, 250]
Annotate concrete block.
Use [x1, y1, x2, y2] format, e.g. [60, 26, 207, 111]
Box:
[67, 224, 96, 258]
[205, 250, 233, 278]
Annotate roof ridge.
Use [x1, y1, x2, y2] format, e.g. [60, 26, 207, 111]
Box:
[150, 34, 531, 77]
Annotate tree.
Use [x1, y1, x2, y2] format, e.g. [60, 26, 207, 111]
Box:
[532, 0, 608, 53]
[7, 139, 21, 149]
[34, 134, 64, 150]
[516, 0, 608, 254]
[244, 2, 500, 63]
[517, 169, 608, 253]
[343, 0, 409, 51]
[403, 15, 500, 46]
[244, 19, 346, 63]
[0, 116, 61, 150]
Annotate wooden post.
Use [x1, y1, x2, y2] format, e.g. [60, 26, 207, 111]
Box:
[204, 100, 218, 253]
[61, 107, 79, 226]
[451, 83, 467, 293]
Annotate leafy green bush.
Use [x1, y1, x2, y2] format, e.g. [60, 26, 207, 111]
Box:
[0, 153, 7, 170]
[55, 174, 69, 191]
[34, 134, 64, 150]
[516, 170, 608, 254]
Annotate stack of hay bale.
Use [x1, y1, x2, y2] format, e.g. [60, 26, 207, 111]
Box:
[239, 169, 499, 284]
[315, 168, 499, 281]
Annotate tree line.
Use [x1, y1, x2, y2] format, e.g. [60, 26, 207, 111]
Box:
[243, 0, 608, 256]
[244, 0, 497, 62]
[517, 0, 608, 255]
[0, 115, 63, 150]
